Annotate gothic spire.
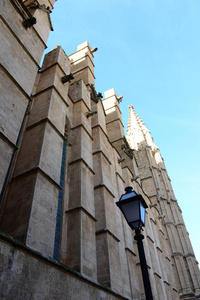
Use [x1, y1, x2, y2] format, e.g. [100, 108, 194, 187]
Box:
[126, 105, 163, 165]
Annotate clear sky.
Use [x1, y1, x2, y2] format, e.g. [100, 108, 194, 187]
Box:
[45, 0, 200, 263]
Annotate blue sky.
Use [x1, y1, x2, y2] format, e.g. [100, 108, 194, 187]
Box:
[45, 0, 200, 262]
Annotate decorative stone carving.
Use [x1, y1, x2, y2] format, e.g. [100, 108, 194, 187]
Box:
[118, 157, 125, 163]
[62, 73, 74, 83]
[10, 0, 36, 28]
[121, 136, 134, 159]
[85, 110, 97, 118]
[25, 2, 52, 13]
[89, 84, 102, 103]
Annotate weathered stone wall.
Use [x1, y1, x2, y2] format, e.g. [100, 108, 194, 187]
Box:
[0, 0, 55, 200]
[0, 46, 70, 258]
[0, 2, 199, 300]
[0, 233, 128, 300]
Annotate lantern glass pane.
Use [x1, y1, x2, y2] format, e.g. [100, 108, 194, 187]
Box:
[121, 201, 139, 223]
[121, 191, 137, 200]
[140, 203, 146, 225]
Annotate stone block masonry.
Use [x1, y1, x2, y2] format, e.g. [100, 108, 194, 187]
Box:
[0, 233, 129, 300]
[0, 1, 200, 299]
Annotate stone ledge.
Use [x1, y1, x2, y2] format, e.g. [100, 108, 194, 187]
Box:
[172, 252, 184, 257]
[121, 166, 134, 178]
[175, 222, 184, 227]
[92, 124, 109, 140]
[184, 253, 195, 258]
[93, 150, 112, 165]
[66, 205, 97, 223]
[165, 256, 171, 262]
[69, 51, 95, 68]
[11, 166, 61, 190]
[0, 132, 18, 151]
[32, 85, 69, 107]
[96, 228, 120, 242]
[125, 247, 136, 257]
[26, 117, 66, 140]
[94, 183, 115, 198]
[106, 117, 124, 128]
[72, 97, 91, 112]
[179, 291, 195, 299]
[148, 193, 159, 198]
[68, 158, 95, 175]
[136, 261, 151, 269]
[71, 124, 93, 141]
[115, 171, 125, 183]
[154, 272, 162, 279]
[103, 103, 122, 115]
[156, 246, 163, 253]
[159, 229, 165, 236]
[164, 221, 175, 226]
[147, 235, 155, 244]
[140, 175, 152, 181]
[40, 61, 69, 78]
[72, 65, 95, 80]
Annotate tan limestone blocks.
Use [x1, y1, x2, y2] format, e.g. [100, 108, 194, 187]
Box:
[69, 41, 95, 86]
[0, 68, 28, 145]
[65, 76, 97, 280]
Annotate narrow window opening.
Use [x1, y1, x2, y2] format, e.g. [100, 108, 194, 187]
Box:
[53, 139, 67, 260]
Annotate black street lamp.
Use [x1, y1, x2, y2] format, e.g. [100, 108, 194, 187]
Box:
[116, 186, 153, 300]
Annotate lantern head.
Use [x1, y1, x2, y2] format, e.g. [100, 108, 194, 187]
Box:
[116, 186, 148, 230]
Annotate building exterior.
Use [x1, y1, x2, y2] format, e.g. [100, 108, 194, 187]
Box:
[0, 1, 200, 299]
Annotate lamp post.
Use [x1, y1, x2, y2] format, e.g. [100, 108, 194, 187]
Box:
[116, 186, 153, 300]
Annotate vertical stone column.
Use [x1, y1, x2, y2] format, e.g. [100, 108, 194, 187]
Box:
[92, 97, 124, 293]
[0, 46, 69, 257]
[68, 41, 95, 86]
[62, 41, 98, 280]
[102, 89, 124, 150]
[98, 89, 141, 297]
[65, 80, 97, 280]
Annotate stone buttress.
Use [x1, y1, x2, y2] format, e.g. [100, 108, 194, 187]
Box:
[126, 104, 200, 299]
[63, 42, 97, 279]
[1, 2, 200, 296]
[0, 45, 70, 256]
[96, 89, 143, 298]
[0, 0, 56, 201]
[92, 88, 135, 297]
[101, 91, 176, 300]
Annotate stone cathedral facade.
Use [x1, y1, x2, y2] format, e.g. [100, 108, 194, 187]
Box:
[0, 1, 200, 299]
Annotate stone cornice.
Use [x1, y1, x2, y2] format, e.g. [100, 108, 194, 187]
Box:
[96, 228, 120, 242]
